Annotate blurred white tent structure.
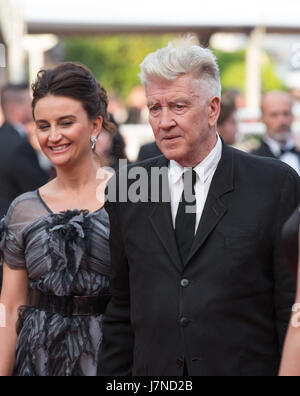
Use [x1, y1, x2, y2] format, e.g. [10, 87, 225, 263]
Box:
[15, 0, 300, 36]
[1, 0, 300, 111]
[0, 0, 26, 83]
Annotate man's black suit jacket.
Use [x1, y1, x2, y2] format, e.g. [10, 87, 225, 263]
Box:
[282, 208, 299, 277]
[102, 142, 300, 376]
[0, 122, 48, 218]
[137, 141, 162, 162]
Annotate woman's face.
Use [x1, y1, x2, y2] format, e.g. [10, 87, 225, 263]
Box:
[34, 95, 102, 169]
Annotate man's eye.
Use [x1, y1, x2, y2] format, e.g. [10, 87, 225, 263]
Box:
[175, 105, 185, 110]
[61, 122, 73, 127]
[150, 106, 160, 113]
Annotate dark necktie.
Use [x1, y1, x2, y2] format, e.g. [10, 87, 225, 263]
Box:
[175, 169, 197, 265]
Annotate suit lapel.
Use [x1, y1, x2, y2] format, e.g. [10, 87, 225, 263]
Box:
[148, 155, 183, 272]
[149, 202, 183, 272]
[262, 141, 277, 159]
[186, 143, 235, 265]
[147, 144, 235, 270]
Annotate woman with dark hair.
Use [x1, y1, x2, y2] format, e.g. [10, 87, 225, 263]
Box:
[0, 63, 115, 376]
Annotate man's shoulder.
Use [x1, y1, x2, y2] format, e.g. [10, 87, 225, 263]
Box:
[0, 123, 23, 151]
[105, 155, 168, 209]
[232, 146, 299, 180]
[108, 155, 167, 188]
[0, 123, 17, 139]
[117, 155, 167, 175]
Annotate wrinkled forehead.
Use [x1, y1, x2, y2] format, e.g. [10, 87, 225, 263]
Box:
[146, 74, 203, 102]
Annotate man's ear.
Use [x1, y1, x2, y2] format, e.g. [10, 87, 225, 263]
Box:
[208, 97, 221, 128]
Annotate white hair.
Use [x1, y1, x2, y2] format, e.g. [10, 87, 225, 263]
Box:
[139, 36, 221, 99]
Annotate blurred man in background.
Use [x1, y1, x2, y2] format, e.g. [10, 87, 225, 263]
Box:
[252, 91, 300, 175]
[0, 84, 48, 290]
[217, 93, 238, 146]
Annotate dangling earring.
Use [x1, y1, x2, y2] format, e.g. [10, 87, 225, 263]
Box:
[91, 136, 97, 151]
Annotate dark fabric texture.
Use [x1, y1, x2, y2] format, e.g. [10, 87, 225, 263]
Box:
[101, 142, 300, 377]
[0, 191, 111, 376]
[282, 207, 300, 277]
[0, 122, 48, 218]
[137, 142, 162, 162]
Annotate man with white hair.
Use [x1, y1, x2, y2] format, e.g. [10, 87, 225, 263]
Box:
[101, 39, 300, 376]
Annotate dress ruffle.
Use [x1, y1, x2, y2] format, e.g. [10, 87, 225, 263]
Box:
[11, 208, 110, 376]
[43, 210, 92, 296]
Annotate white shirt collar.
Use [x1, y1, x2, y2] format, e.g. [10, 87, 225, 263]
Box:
[264, 136, 295, 157]
[169, 134, 222, 185]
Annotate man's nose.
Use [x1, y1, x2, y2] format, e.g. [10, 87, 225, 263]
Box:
[159, 108, 176, 130]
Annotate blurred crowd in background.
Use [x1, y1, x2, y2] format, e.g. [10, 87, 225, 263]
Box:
[1, 28, 300, 219]
[1, 77, 300, 218]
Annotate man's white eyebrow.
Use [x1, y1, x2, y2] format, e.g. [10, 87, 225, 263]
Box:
[147, 101, 159, 108]
[169, 98, 192, 104]
[147, 98, 192, 107]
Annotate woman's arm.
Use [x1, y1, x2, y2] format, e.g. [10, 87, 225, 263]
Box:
[0, 262, 28, 376]
[279, 228, 300, 376]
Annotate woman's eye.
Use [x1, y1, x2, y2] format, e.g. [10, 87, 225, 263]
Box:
[38, 125, 49, 131]
[61, 122, 73, 127]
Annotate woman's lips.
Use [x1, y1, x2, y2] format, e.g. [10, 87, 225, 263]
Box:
[48, 144, 72, 154]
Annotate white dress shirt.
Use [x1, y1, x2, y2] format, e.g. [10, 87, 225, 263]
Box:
[264, 137, 300, 176]
[168, 134, 223, 234]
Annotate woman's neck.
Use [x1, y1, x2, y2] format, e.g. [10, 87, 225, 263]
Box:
[54, 155, 98, 194]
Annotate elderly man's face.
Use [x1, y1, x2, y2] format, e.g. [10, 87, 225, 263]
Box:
[261, 93, 294, 143]
[146, 74, 220, 167]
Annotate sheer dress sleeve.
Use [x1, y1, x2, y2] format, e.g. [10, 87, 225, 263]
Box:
[0, 194, 37, 270]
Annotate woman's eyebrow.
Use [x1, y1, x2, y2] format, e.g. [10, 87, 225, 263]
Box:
[35, 119, 49, 124]
[36, 115, 76, 123]
[57, 115, 76, 121]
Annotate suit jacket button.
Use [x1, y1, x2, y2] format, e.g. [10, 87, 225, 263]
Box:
[181, 279, 190, 288]
[180, 317, 190, 327]
[176, 359, 184, 368]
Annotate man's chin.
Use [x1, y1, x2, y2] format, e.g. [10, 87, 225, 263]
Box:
[270, 132, 291, 143]
[160, 148, 183, 162]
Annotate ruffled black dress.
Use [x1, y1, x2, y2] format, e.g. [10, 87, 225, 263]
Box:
[0, 191, 111, 376]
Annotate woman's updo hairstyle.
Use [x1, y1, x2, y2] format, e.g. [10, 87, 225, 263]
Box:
[31, 62, 116, 136]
